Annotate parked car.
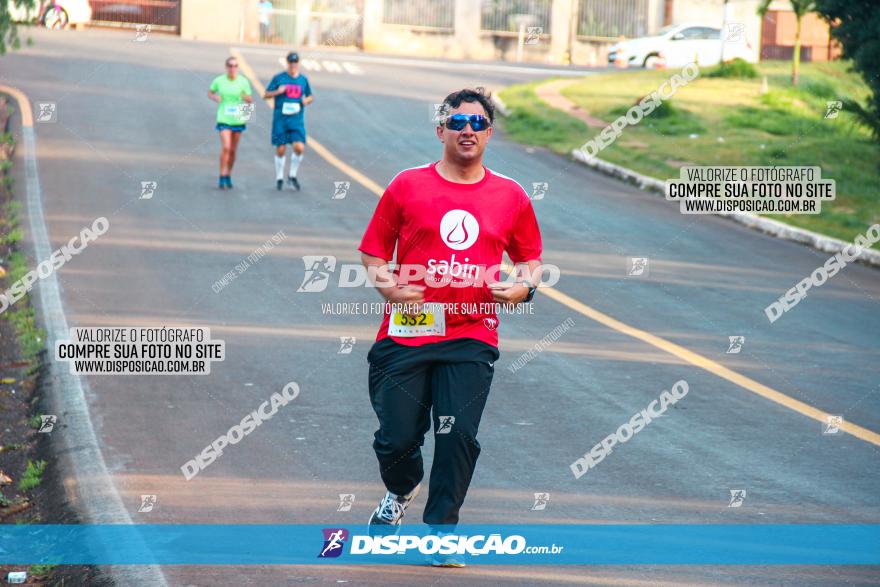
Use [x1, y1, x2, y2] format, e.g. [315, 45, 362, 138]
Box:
[608, 24, 755, 69]
[8, 0, 92, 29]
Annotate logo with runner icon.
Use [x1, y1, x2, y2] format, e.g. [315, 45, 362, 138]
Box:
[140, 181, 157, 200]
[436, 416, 455, 434]
[824, 101, 843, 120]
[823, 415, 843, 435]
[298, 256, 337, 293]
[332, 181, 350, 199]
[627, 257, 649, 277]
[318, 528, 349, 558]
[440, 210, 479, 251]
[525, 27, 543, 45]
[728, 489, 746, 508]
[531, 492, 550, 511]
[338, 337, 356, 354]
[36, 102, 57, 123]
[38, 415, 57, 433]
[337, 494, 355, 512]
[726, 336, 745, 354]
[530, 182, 548, 200]
[237, 103, 255, 122]
[138, 494, 157, 513]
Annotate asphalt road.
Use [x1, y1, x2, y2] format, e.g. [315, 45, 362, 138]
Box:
[3, 27, 879, 587]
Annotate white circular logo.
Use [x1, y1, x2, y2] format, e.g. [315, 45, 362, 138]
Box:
[439, 209, 479, 251]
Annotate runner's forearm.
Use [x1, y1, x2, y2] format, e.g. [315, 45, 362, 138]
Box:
[518, 259, 542, 287]
[361, 252, 398, 296]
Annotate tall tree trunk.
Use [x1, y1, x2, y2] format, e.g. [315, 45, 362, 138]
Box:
[792, 15, 802, 86]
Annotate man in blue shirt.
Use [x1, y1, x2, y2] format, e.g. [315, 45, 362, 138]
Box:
[264, 51, 314, 191]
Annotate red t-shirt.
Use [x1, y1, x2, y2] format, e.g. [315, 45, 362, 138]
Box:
[358, 162, 543, 347]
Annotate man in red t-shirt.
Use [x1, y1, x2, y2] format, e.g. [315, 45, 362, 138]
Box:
[359, 88, 543, 563]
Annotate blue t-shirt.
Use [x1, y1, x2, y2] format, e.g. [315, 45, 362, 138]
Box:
[266, 72, 311, 128]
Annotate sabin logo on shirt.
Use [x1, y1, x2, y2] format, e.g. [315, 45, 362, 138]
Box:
[440, 209, 479, 251]
[428, 210, 482, 285]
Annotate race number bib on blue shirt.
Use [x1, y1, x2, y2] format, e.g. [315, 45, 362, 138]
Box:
[282, 102, 301, 116]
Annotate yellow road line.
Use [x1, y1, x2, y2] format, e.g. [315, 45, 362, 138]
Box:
[232, 48, 880, 447]
[0, 84, 34, 127]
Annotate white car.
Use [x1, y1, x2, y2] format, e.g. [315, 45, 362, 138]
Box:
[608, 24, 755, 69]
[8, 0, 92, 29]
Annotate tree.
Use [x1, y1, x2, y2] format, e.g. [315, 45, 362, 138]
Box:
[1, 0, 37, 55]
[814, 0, 880, 140]
[759, 0, 817, 86]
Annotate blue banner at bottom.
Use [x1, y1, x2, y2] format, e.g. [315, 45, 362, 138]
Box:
[1, 524, 878, 565]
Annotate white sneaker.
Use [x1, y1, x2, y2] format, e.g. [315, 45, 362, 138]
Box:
[368, 484, 421, 527]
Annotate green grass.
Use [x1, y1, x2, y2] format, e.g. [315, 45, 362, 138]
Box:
[17, 459, 46, 492]
[28, 413, 43, 429]
[29, 564, 58, 576]
[2, 137, 44, 364]
[3, 251, 45, 362]
[498, 60, 880, 243]
[1, 226, 22, 245]
[608, 100, 706, 136]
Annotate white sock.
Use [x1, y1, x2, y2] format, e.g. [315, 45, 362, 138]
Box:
[289, 151, 303, 178]
[274, 155, 285, 181]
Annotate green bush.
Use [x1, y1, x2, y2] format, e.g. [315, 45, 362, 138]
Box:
[706, 58, 759, 79]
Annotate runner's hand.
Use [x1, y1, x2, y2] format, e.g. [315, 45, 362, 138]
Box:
[488, 282, 529, 305]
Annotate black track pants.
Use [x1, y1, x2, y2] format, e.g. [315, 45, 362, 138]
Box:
[367, 337, 500, 526]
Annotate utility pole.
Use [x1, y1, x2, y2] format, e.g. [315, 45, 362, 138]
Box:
[719, 0, 729, 65]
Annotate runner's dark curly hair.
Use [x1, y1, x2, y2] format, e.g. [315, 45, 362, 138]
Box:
[442, 87, 495, 124]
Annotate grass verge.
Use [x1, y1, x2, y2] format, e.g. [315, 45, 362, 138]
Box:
[498, 60, 880, 244]
[0, 93, 107, 586]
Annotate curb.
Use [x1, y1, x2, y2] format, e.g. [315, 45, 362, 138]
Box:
[570, 148, 880, 268]
[491, 92, 510, 118]
[0, 86, 171, 587]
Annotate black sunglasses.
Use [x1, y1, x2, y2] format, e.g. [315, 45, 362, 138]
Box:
[444, 113, 491, 132]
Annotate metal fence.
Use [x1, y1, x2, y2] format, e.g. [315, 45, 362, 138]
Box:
[266, 0, 362, 47]
[577, 0, 648, 40]
[89, 0, 180, 32]
[382, 0, 454, 30]
[480, 0, 552, 34]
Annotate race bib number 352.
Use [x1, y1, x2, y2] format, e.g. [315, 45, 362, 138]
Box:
[387, 303, 446, 337]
